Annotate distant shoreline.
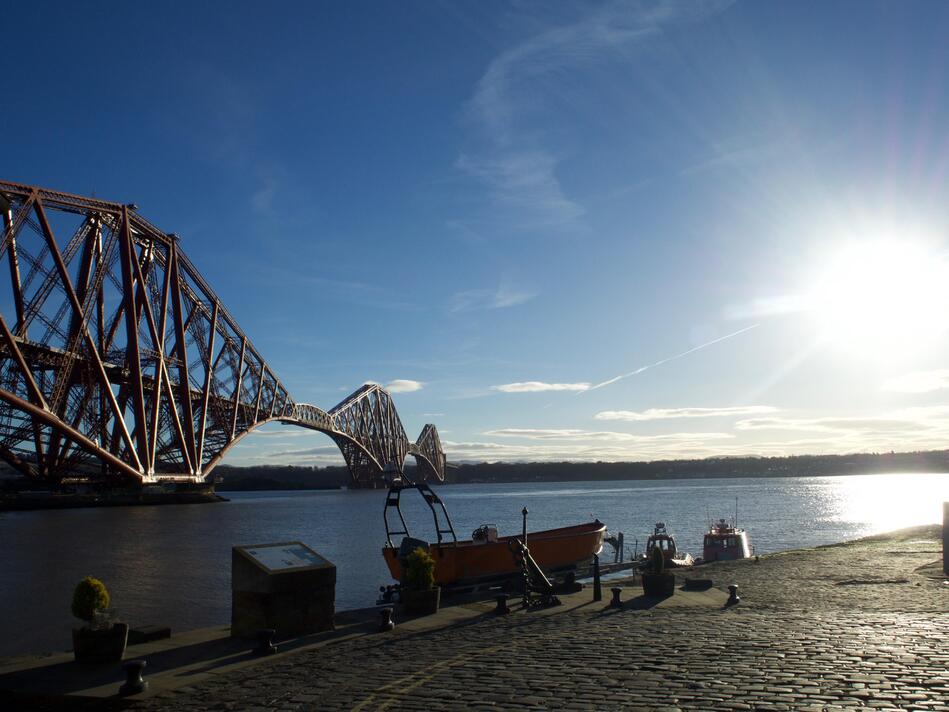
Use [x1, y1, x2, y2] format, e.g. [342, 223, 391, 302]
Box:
[3, 449, 946, 499]
[213, 449, 949, 491]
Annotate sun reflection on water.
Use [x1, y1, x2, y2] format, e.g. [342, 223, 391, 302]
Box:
[823, 473, 949, 534]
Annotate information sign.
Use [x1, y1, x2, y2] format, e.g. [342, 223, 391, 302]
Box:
[242, 543, 329, 572]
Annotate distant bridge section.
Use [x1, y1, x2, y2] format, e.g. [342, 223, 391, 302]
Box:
[286, 384, 445, 487]
[0, 180, 444, 488]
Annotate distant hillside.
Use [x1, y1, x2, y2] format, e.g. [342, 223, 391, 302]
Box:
[447, 449, 949, 484]
[214, 448, 949, 489]
[213, 464, 351, 490]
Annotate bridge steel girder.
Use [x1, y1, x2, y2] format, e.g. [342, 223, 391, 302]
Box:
[0, 181, 446, 488]
[0, 181, 293, 484]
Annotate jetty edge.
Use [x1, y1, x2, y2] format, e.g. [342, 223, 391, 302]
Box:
[0, 523, 945, 710]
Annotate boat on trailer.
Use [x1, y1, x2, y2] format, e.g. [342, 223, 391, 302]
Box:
[643, 522, 694, 567]
[381, 482, 606, 590]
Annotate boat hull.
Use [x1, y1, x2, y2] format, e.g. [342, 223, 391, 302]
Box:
[383, 521, 606, 587]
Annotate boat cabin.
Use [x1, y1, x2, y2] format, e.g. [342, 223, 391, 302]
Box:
[702, 518, 752, 561]
[645, 522, 679, 563]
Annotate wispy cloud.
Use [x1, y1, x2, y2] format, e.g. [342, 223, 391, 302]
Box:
[460, 1, 729, 231]
[492, 381, 591, 393]
[449, 285, 537, 312]
[386, 379, 424, 393]
[596, 406, 777, 421]
[882, 370, 949, 394]
[484, 428, 732, 443]
[443, 429, 735, 463]
[301, 276, 423, 312]
[679, 138, 786, 177]
[735, 407, 949, 436]
[724, 294, 809, 321]
[455, 151, 584, 229]
[734, 416, 921, 434]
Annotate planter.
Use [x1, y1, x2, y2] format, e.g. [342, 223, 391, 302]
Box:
[401, 586, 440, 616]
[72, 623, 129, 664]
[641, 573, 676, 598]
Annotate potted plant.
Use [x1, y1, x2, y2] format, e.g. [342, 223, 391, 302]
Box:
[71, 576, 129, 664]
[641, 545, 676, 598]
[400, 547, 440, 615]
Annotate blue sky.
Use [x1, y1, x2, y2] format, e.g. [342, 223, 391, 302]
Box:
[5, 1, 949, 466]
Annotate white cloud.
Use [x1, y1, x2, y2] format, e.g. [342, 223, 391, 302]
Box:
[484, 428, 733, 443]
[449, 285, 537, 312]
[386, 379, 424, 393]
[595, 406, 777, 421]
[442, 429, 736, 464]
[734, 408, 949, 435]
[492, 381, 591, 393]
[723, 294, 809, 321]
[882, 369, 949, 394]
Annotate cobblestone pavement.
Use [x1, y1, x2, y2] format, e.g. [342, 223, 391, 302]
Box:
[137, 526, 947, 711]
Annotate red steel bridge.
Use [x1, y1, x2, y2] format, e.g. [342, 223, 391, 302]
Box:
[0, 181, 445, 488]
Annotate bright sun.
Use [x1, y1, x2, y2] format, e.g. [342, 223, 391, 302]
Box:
[809, 236, 949, 360]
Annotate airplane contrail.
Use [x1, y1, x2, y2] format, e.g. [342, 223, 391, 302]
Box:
[584, 323, 760, 392]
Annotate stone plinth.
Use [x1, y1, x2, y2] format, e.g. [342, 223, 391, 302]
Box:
[231, 542, 336, 639]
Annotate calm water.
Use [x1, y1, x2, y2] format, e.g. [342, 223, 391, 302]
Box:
[0, 473, 946, 657]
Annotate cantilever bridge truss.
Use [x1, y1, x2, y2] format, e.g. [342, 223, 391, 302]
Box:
[0, 180, 445, 488]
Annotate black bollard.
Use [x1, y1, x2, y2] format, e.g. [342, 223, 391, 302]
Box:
[593, 553, 602, 602]
[119, 659, 148, 696]
[610, 587, 623, 608]
[726, 584, 740, 606]
[495, 595, 511, 615]
[253, 628, 277, 656]
[943, 502, 948, 575]
[379, 607, 395, 632]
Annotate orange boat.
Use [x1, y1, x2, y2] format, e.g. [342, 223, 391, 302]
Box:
[381, 483, 606, 588]
[384, 521, 606, 587]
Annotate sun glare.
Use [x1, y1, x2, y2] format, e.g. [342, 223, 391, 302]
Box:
[808, 236, 949, 360]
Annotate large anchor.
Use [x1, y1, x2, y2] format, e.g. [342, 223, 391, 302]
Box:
[507, 539, 560, 609]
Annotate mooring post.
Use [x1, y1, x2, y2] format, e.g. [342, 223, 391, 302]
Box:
[119, 660, 148, 696]
[253, 628, 277, 656]
[522, 507, 528, 545]
[593, 553, 602, 601]
[617, 532, 624, 563]
[495, 594, 510, 615]
[943, 501, 948, 575]
[726, 584, 740, 606]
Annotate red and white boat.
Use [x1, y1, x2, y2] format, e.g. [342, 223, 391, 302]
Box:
[702, 518, 753, 561]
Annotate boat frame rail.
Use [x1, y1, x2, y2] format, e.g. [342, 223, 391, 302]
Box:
[384, 481, 458, 548]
